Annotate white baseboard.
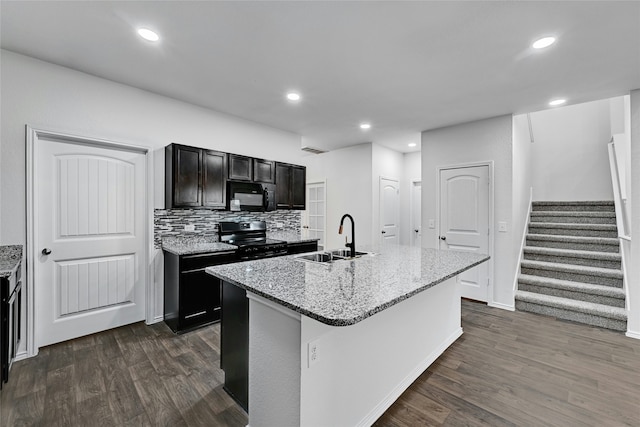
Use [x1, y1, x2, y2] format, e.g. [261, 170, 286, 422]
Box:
[357, 327, 463, 427]
[488, 301, 515, 311]
[147, 315, 164, 325]
[625, 330, 640, 340]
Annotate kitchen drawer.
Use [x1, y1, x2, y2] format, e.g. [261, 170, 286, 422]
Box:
[180, 250, 237, 272]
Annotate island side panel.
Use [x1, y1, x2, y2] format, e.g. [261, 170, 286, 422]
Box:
[247, 293, 302, 427]
[300, 277, 462, 427]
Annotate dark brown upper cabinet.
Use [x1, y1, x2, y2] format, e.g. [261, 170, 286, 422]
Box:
[228, 154, 252, 181]
[253, 159, 276, 184]
[275, 162, 306, 210]
[165, 144, 228, 209]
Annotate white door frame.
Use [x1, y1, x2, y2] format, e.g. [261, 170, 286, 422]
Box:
[26, 126, 151, 358]
[304, 179, 327, 249]
[410, 179, 421, 247]
[379, 176, 400, 246]
[436, 161, 494, 304]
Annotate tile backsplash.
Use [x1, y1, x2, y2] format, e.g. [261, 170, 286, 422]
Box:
[154, 208, 301, 248]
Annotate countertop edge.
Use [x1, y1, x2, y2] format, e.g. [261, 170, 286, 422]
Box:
[207, 254, 490, 327]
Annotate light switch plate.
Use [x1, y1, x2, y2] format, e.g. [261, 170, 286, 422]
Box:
[428, 219, 435, 229]
[498, 222, 507, 232]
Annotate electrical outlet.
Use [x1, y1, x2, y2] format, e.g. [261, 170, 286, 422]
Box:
[428, 219, 435, 229]
[276, 222, 284, 228]
[184, 224, 195, 232]
[498, 221, 507, 232]
[308, 339, 320, 367]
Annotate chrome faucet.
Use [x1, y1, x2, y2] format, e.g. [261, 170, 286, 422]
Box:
[338, 214, 356, 258]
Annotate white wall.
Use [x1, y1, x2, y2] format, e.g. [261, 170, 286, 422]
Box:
[422, 115, 514, 308]
[512, 114, 534, 291]
[372, 143, 404, 246]
[529, 99, 614, 201]
[400, 152, 421, 245]
[0, 50, 304, 245]
[628, 89, 640, 338]
[0, 50, 304, 330]
[305, 144, 373, 251]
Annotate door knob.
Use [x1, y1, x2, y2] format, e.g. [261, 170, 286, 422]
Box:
[439, 236, 446, 241]
[42, 248, 52, 255]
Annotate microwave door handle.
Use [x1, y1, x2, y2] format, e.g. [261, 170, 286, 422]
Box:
[263, 187, 269, 211]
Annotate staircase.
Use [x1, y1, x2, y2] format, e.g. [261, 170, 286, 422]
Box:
[515, 201, 627, 331]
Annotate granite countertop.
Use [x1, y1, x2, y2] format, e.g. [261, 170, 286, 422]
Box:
[267, 230, 319, 244]
[162, 235, 237, 256]
[0, 245, 23, 279]
[206, 245, 489, 326]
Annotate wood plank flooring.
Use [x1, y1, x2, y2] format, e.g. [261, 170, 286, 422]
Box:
[2, 300, 639, 426]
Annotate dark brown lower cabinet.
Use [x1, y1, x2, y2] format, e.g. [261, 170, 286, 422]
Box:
[220, 281, 249, 412]
[163, 250, 237, 334]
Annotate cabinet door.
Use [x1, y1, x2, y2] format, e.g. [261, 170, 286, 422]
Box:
[291, 165, 306, 209]
[253, 159, 276, 183]
[228, 154, 252, 181]
[275, 163, 291, 209]
[171, 145, 202, 207]
[179, 270, 220, 329]
[203, 150, 228, 209]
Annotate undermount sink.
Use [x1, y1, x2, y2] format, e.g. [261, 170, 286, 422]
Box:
[295, 252, 335, 263]
[294, 249, 376, 264]
[328, 249, 374, 259]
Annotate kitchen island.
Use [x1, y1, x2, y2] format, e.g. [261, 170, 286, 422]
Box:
[206, 245, 488, 426]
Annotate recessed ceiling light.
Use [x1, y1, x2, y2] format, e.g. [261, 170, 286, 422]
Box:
[408, 143, 417, 147]
[360, 123, 371, 130]
[549, 98, 566, 106]
[286, 92, 301, 102]
[532, 36, 556, 49]
[137, 28, 159, 42]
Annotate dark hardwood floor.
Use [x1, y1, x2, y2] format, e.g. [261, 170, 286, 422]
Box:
[2, 300, 639, 426]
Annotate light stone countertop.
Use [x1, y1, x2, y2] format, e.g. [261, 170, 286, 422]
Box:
[162, 235, 237, 256]
[206, 245, 489, 326]
[0, 245, 23, 279]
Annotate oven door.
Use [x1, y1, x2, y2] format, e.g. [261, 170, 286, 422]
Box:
[228, 181, 266, 212]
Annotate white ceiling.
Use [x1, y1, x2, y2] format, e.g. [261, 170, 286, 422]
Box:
[1, 1, 639, 153]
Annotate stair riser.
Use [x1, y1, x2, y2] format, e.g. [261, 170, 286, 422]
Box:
[520, 267, 623, 287]
[531, 205, 615, 212]
[523, 253, 621, 270]
[515, 301, 626, 331]
[528, 226, 617, 238]
[529, 215, 616, 225]
[525, 239, 619, 253]
[517, 284, 625, 308]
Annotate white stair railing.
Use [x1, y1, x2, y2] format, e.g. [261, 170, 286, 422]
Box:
[608, 139, 631, 311]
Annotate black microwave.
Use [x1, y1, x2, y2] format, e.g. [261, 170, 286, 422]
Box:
[227, 181, 275, 212]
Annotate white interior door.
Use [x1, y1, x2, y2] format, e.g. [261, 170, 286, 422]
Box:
[439, 166, 489, 302]
[35, 137, 147, 347]
[411, 181, 422, 248]
[303, 181, 326, 250]
[380, 177, 400, 246]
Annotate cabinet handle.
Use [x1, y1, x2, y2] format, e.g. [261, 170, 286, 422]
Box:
[440, 236, 447, 241]
[381, 231, 386, 234]
[42, 248, 52, 255]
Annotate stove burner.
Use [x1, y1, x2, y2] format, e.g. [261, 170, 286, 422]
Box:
[219, 221, 288, 260]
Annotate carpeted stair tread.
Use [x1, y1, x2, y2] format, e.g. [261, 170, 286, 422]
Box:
[523, 246, 621, 262]
[528, 222, 617, 231]
[515, 290, 627, 321]
[531, 201, 615, 212]
[521, 260, 623, 279]
[518, 274, 625, 299]
[526, 233, 619, 245]
[530, 211, 616, 219]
